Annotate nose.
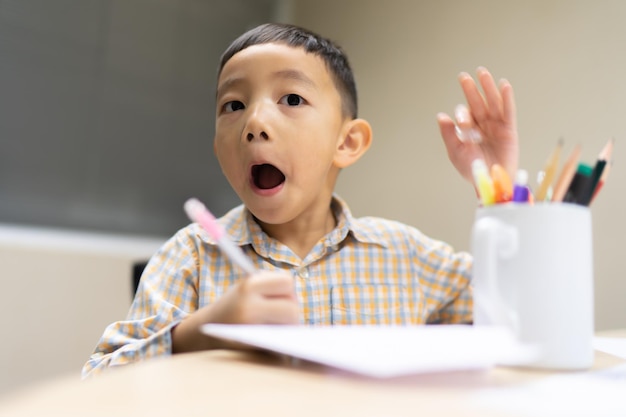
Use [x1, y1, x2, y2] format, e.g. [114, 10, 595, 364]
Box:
[243, 102, 271, 142]
[246, 131, 268, 141]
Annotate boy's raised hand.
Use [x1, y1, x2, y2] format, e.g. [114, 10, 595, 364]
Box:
[172, 271, 299, 353]
[437, 67, 519, 183]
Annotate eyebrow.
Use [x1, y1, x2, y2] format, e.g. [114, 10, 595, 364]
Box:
[216, 77, 244, 100]
[272, 69, 317, 89]
[216, 69, 317, 100]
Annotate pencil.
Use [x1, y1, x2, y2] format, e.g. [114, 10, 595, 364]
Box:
[535, 139, 563, 201]
[551, 144, 582, 202]
[590, 138, 615, 203]
[591, 160, 612, 203]
[598, 137, 615, 160]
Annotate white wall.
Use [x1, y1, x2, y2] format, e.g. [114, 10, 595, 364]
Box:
[0, 224, 164, 395]
[291, 0, 626, 330]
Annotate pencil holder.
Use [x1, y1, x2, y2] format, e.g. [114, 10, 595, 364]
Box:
[471, 203, 594, 370]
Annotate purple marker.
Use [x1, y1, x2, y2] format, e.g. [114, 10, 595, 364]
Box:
[512, 169, 530, 203]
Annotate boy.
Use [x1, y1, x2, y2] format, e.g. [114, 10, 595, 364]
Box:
[83, 23, 518, 376]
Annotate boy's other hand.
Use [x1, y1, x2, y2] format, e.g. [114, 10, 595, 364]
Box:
[172, 271, 299, 353]
[437, 67, 519, 183]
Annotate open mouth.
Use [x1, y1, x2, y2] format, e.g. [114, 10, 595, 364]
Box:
[251, 164, 286, 190]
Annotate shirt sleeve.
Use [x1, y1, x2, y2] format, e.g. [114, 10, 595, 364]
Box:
[410, 230, 473, 324]
[81, 228, 200, 378]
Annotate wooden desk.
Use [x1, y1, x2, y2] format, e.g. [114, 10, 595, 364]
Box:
[0, 330, 624, 417]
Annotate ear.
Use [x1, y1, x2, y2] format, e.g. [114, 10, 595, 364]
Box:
[333, 118, 372, 168]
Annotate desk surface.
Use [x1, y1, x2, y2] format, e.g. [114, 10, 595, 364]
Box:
[1, 330, 624, 417]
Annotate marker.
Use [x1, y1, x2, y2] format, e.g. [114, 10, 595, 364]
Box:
[535, 139, 563, 202]
[551, 144, 582, 202]
[562, 163, 593, 205]
[490, 163, 513, 203]
[184, 198, 256, 275]
[580, 159, 607, 206]
[512, 169, 530, 203]
[472, 159, 495, 206]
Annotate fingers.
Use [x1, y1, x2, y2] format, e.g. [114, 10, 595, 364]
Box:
[437, 112, 474, 183]
[454, 104, 482, 143]
[499, 78, 517, 126]
[437, 112, 461, 152]
[459, 67, 507, 124]
[454, 103, 472, 130]
[477, 67, 503, 120]
[255, 298, 300, 324]
[459, 71, 486, 121]
[233, 271, 299, 324]
[246, 271, 296, 299]
[438, 67, 519, 188]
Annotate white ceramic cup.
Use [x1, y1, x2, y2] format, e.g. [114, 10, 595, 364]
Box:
[471, 203, 594, 370]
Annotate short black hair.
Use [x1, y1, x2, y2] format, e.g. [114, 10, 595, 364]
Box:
[218, 23, 358, 119]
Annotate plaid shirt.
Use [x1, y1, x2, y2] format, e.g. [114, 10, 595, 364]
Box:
[82, 195, 472, 377]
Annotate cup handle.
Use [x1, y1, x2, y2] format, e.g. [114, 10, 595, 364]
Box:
[472, 217, 520, 333]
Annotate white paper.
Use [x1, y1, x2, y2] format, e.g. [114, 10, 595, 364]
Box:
[201, 324, 527, 378]
[474, 363, 626, 416]
[594, 336, 626, 360]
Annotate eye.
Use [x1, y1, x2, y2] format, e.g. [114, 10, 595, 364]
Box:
[279, 94, 305, 106]
[222, 100, 245, 113]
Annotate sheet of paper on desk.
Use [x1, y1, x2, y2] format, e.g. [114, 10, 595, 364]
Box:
[474, 363, 626, 416]
[593, 336, 626, 360]
[201, 324, 529, 378]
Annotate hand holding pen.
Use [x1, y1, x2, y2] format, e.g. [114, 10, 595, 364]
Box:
[179, 198, 299, 328]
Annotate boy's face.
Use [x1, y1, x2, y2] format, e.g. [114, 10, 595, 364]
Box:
[214, 43, 349, 225]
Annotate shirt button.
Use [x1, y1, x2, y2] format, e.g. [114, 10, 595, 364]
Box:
[326, 244, 339, 254]
[297, 267, 309, 279]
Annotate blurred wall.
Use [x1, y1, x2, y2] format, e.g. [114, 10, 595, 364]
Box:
[0, 0, 278, 397]
[291, 0, 626, 330]
[0, 0, 277, 236]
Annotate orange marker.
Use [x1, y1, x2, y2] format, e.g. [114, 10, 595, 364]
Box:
[490, 164, 513, 203]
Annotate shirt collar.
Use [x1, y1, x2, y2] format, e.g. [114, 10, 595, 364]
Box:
[331, 194, 389, 248]
[194, 194, 388, 250]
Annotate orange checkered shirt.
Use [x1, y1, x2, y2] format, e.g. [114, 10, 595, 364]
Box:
[82, 195, 472, 377]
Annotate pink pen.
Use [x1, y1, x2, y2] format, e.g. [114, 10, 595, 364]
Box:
[184, 198, 256, 275]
